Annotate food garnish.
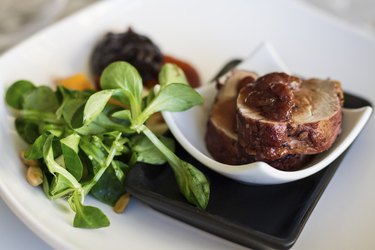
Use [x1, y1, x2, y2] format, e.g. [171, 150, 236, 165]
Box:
[5, 62, 209, 228]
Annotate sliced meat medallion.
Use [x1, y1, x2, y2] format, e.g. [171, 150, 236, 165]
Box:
[205, 71, 312, 170]
[236, 73, 344, 161]
[205, 70, 258, 165]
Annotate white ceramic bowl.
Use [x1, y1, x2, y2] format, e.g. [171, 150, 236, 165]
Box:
[163, 42, 372, 184]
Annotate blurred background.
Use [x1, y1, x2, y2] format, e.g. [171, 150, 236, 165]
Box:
[0, 0, 96, 53]
[0, 0, 374, 54]
[301, 0, 375, 32]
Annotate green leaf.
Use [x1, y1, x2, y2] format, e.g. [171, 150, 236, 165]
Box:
[62, 99, 86, 128]
[73, 192, 110, 228]
[61, 145, 83, 181]
[5, 80, 35, 109]
[100, 61, 143, 118]
[49, 174, 75, 198]
[159, 63, 189, 87]
[19, 110, 63, 125]
[143, 86, 156, 108]
[137, 83, 203, 126]
[140, 125, 209, 209]
[42, 172, 52, 199]
[39, 124, 63, 137]
[76, 112, 133, 135]
[83, 90, 114, 125]
[112, 110, 132, 121]
[43, 135, 81, 189]
[74, 116, 108, 135]
[153, 83, 203, 112]
[15, 118, 40, 144]
[110, 159, 126, 181]
[81, 133, 126, 195]
[79, 136, 106, 166]
[73, 204, 110, 228]
[111, 89, 130, 107]
[60, 133, 80, 153]
[177, 160, 210, 209]
[56, 86, 93, 115]
[61, 134, 83, 181]
[90, 160, 128, 206]
[25, 133, 48, 160]
[22, 86, 60, 112]
[131, 134, 175, 165]
[100, 61, 142, 98]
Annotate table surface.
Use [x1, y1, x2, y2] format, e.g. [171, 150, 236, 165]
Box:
[1, 0, 375, 249]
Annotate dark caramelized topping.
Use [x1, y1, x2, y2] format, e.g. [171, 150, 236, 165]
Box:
[237, 75, 256, 93]
[90, 28, 163, 88]
[243, 72, 301, 121]
[90, 28, 201, 89]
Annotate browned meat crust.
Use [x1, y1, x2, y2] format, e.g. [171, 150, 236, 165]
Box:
[236, 77, 343, 160]
[205, 71, 343, 171]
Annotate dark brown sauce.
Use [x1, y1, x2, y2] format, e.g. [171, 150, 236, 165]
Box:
[237, 76, 256, 93]
[243, 72, 301, 121]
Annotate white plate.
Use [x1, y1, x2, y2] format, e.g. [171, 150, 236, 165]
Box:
[1, 0, 375, 249]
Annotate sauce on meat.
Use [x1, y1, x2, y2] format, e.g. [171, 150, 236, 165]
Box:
[243, 72, 301, 121]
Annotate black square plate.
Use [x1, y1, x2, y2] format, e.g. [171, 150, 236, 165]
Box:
[125, 92, 372, 249]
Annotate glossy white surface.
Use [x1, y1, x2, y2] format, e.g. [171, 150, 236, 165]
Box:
[163, 43, 372, 184]
[1, 0, 375, 249]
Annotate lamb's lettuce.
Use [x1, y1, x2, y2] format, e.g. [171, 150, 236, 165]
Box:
[5, 62, 210, 229]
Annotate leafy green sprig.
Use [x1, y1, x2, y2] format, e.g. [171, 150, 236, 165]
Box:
[98, 62, 209, 209]
[5, 62, 210, 228]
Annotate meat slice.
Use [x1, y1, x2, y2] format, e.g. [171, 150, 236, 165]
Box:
[206, 70, 344, 171]
[236, 73, 344, 161]
[205, 71, 312, 170]
[205, 70, 258, 165]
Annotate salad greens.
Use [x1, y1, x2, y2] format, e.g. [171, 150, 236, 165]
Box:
[5, 62, 210, 228]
